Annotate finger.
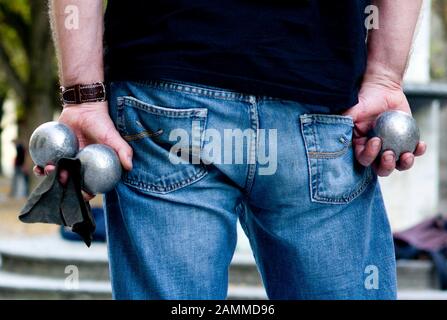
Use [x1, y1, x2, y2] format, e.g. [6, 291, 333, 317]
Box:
[356, 137, 381, 167]
[375, 150, 396, 177]
[352, 138, 366, 159]
[81, 190, 95, 202]
[414, 141, 426, 157]
[396, 153, 415, 171]
[33, 166, 44, 176]
[341, 106, 358, 123]
[59, 169, 69, 186]
[103, 130, 133, 171]
[44, 165, 56, 175]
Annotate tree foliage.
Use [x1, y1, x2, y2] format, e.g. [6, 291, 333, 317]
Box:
[432, 0, 447, 80]
[0, 0, 58, 179]
[0, 0, 58, 138]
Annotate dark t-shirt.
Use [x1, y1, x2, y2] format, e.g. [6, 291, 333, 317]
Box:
[104, 0, 370, 110]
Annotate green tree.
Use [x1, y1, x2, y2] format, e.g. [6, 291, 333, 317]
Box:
[0, 82, 7, 175]
[0, 0, 58, 146]
[432, 0, 447, 80]
[0, 0, 58, 179]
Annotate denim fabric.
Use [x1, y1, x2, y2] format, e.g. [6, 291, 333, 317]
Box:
[104, 80, 397, 300]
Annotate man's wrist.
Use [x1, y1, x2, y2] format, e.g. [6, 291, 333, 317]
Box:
[62, 100, 108, 111]
[60, 82, 107, 105]
[362, 61, 404, 90]
[59, 63, 104, 87]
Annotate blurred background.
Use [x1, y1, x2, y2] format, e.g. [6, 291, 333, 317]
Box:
[1, 0, 447, 300]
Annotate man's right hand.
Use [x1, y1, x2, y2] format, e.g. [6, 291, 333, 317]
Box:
[33, 101, 133, 200]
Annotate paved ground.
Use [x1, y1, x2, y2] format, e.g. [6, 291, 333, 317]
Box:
[0, 177, 56, 238]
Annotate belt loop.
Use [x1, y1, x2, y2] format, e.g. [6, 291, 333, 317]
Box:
[74, 84, 82, 104]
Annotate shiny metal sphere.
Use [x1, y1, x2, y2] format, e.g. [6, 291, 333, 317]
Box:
[371, 110, 420, 159]
[76, 144, 122, 194]
[29, 121, 79, 167]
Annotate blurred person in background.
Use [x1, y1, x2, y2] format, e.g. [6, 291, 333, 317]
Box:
[10, 139, 29, 198]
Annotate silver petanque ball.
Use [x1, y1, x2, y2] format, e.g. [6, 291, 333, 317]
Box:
[76, 144, 122, 194]
[29, 121, 79, 167]
[371, 110, 420, 160]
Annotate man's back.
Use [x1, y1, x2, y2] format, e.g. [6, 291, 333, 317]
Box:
[104, 0, 369, 110]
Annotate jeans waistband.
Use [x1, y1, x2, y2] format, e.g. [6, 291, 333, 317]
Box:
[124, 79, 282, 103]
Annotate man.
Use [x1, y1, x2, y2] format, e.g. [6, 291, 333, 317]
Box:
[41, 1, 426, 299]
[10, 139, 29, 198]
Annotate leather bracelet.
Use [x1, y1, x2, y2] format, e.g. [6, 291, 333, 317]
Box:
[60, 82, 106, 105]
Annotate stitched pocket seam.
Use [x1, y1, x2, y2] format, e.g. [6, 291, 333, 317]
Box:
[300, 114, 373, 205]
[118, 96, 208, 119]
[116, 95, 209, 194]
[122, 167, 208, 195]
[308, 140, 352, 159]
[122, 129, 164, 142]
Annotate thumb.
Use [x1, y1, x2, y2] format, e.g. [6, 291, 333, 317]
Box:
[341, 102, 361, 122]
[102, 130, 133, 171]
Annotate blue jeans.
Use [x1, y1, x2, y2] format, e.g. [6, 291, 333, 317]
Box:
[104, 80, 397, 300]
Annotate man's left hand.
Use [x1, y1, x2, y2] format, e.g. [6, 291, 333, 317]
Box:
[342, 77, 426, 177]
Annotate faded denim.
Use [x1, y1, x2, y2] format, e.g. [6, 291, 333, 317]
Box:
[104, 80, 397, 300]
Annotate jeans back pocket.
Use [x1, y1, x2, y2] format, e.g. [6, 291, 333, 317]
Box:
[300, 114, 373, 204]
[116, 96, 208, 194]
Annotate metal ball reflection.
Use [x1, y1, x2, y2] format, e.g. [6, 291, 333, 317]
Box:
[76, 144, 122, 194]
[29, 121, 79, 167]
[371, 110, 420, 159]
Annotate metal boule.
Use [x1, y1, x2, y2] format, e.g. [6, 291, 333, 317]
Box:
[76, 144, 122, 194]
[29, 121, 79, 167]
[371, 110, 420, 160]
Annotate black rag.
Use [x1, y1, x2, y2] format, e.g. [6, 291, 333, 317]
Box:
[19, 158, 95, 247]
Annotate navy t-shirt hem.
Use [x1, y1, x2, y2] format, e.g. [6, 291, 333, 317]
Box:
[105, 65, 359, 112]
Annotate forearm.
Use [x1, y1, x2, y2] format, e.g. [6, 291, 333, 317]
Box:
[365, 0, 423, 85]
[49, 0, 104, 87]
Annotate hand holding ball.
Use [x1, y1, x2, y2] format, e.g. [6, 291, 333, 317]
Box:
[76, 144, 122, 194]
[30, 122, 123, 194]
[29, 121, 78, 167]
[370, 111, 420, 160]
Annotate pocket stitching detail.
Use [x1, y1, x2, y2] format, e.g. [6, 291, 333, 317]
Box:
[123, 129, 164, 142]
[116, 95, 209, 194]
[307, 140, 352, 159]
[313, 168, 373, 204]
[122, 167, 208, 194]
[118, 96, 208, 119]
[300, 114, 354, 126]
[300, 114, 373, 204]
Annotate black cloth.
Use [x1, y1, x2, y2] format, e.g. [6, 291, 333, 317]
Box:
[19, 158, 95, 247]
[104, 0, 370, 111]
[61, 207, 106, 243]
